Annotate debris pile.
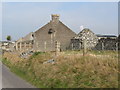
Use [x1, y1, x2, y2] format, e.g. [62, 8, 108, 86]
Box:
[19, 50, 34, 58]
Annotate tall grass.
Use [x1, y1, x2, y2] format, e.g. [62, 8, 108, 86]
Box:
[2, 50, 118, 88]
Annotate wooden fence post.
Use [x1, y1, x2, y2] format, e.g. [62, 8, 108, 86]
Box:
[44, 41, 47, 52]
[83, 39, 87, 56]
[55, 41, 60, 56]
[16, 42, 18, 51]
[116, 42, 118, 51]
[102, 42, 104, 50]
[79, 42, 81, 50]
[72, 43, 73, 50]
[20, 42, 22, 51]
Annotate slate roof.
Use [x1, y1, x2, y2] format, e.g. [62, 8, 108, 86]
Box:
[96, 34, 117, 37]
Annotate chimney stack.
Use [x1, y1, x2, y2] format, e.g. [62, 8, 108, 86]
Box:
[51, 14, 60, 23]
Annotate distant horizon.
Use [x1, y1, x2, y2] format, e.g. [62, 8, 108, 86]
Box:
[2, 2, 118, 41]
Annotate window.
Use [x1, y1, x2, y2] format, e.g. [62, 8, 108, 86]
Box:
[48, 28, 55, 34]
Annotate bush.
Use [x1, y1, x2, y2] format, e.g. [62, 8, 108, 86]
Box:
[29, 52, 45, 59]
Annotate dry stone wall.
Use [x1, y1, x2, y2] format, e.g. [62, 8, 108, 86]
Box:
[77, 28, 98, 49]
[94, 38, 118, 50]
[70, 28, 98, 50]
[70, 28, 118, 51]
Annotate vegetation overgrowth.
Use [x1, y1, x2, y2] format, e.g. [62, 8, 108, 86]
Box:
[2, 50, 119, 88]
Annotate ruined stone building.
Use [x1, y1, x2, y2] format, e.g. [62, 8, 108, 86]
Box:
[0, 41, 15, 51]
[15, 32, 34, 52]
[70, 28, 118, 51]
[96, 35, 117, 40]
[70, 28, 98, 50]
[15, 14, 76, 52]
[14, 14, 118, 52]
[33, 14, 76, 52]
[94, 35, 118, 50]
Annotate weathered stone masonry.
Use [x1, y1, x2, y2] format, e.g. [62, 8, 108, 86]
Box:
[94, 36, 118, 50]
[33, 14, 76, 52]
[15, 14, 118, 52]
[70, 28, 98, 50]
[69, 28, 118, 51]
[15, 32, 34, 52]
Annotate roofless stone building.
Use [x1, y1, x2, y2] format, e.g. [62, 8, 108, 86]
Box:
[70, 28, 98, 50]
[15, 14, 118, 53]
[15, 32, 34, 52]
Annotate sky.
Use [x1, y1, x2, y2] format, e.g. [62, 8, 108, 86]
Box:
[2, 2, 118, 41]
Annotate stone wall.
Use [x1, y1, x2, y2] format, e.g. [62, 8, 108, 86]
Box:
[94, 38, 118, 50]
[16, 40, 34, 52]
[69, 28, 118, 51]
[33, 15, 76, 52]
[14, 14, 118, 52]
[70, 28, 98, 50]
[77, 28, 98, 49]
[15, 32, 34, 52]
[0, 41, 15, 51]
[69, 39, 81, 50]
[70, 37, 118, 51]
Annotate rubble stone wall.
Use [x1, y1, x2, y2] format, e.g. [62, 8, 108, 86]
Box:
[77, 28, 98, 49]
[94, 38, 118, 50]
[70, 28, 118, 51]
[69, 28, 98, 50]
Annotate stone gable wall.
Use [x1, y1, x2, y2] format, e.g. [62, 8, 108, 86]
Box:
[34, 21, 76, 52]
[77, 29, 98, 49]
[70, 28, 98, 50]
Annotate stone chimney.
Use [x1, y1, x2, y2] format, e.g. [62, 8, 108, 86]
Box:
[51, 14, 60, 23]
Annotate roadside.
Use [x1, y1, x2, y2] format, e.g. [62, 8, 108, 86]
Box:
[1, 50, 119, 88]
[2, 64, 35, 88]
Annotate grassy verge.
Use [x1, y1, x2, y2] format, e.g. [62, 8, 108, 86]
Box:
[2, 57, 46, 88]
[2, 50, 119, 88]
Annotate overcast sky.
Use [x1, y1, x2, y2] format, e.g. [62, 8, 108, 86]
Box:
[2, 2, 118, 41]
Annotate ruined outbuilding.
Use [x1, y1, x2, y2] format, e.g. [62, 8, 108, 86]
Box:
[14, 14, 118, 53]
[94, 35, 118, 50]
[15, 32, 34, 52]
[70, 28, 98, 50]
[0, 41, 15, 51]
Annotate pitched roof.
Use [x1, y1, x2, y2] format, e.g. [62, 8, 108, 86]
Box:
[96, 34, 117, 37]
[77, 28, 95, 36]
[34, 19, 76, 35]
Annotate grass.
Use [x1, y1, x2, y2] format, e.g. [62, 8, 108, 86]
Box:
[2, 57, 45, 88]
[2, 50, 119, 88]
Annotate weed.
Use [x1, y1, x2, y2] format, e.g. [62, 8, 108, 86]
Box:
[2, 50, 118, 88]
